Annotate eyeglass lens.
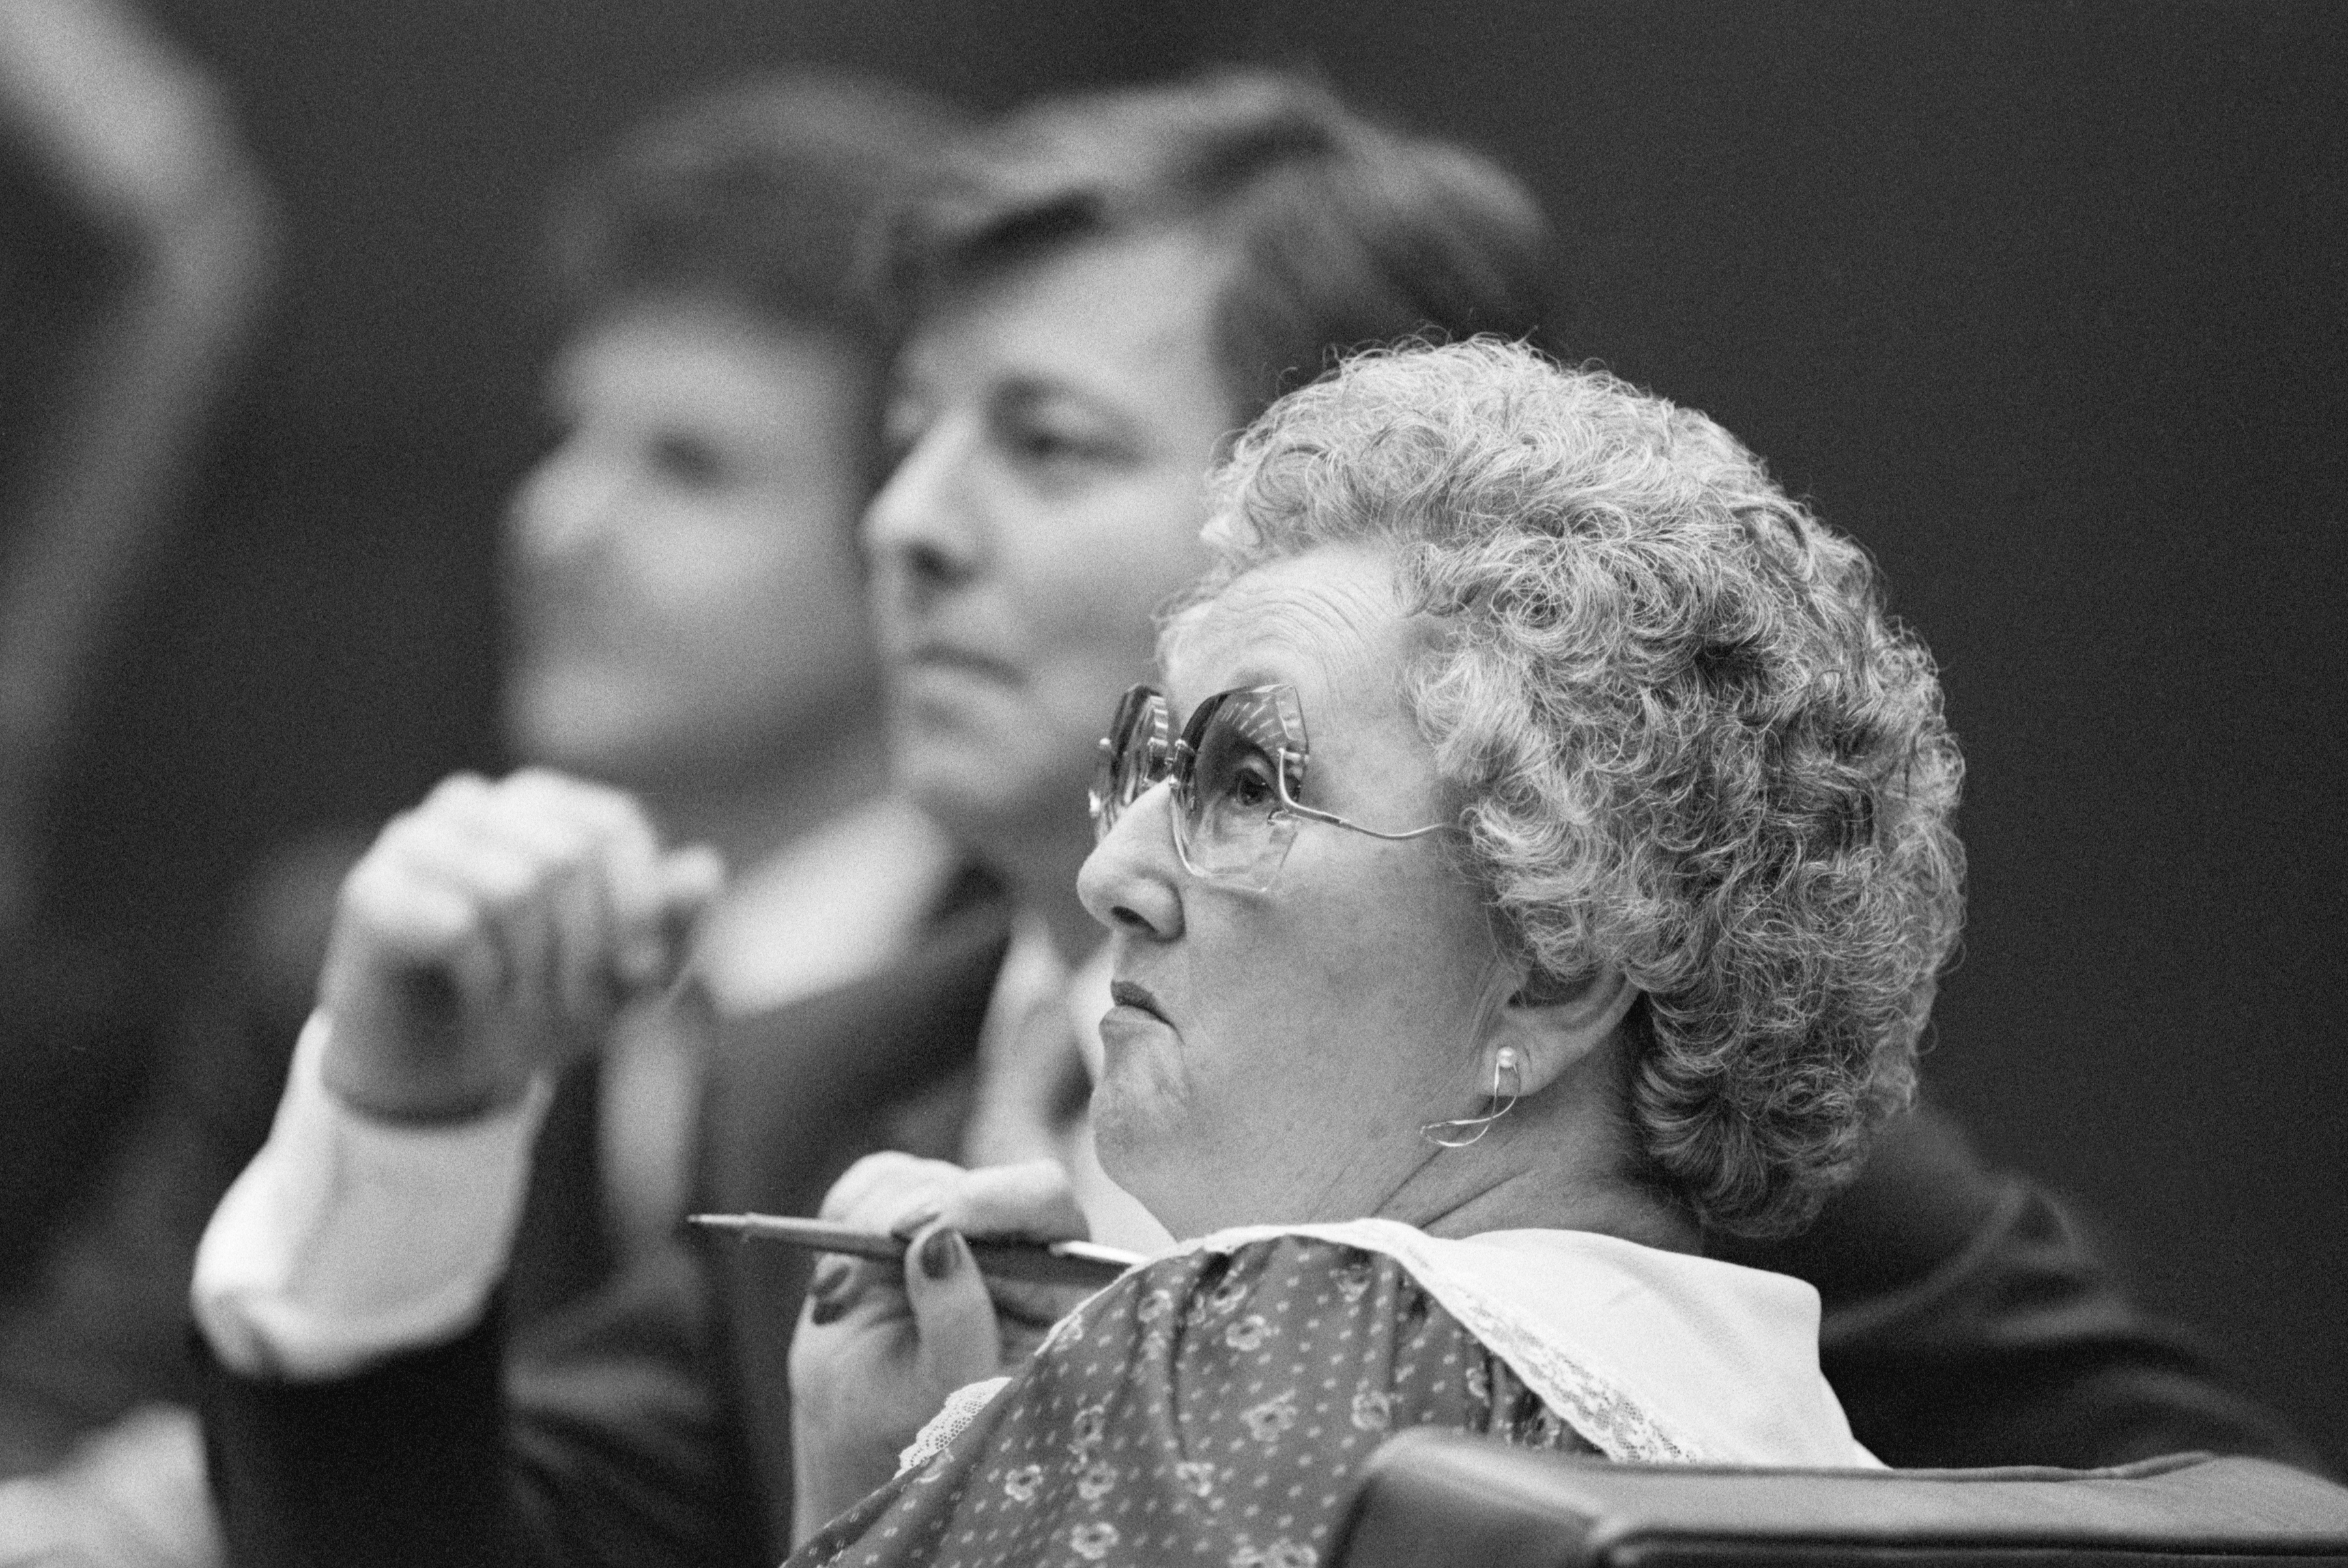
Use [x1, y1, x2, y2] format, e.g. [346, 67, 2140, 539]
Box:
[1090, 685, 1168, 839]
[1176, 688, 1300, 889]
[1089, 684, 1307, 892]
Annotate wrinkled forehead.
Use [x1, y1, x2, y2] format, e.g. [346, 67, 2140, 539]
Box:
[1160, 546, 1421, 720]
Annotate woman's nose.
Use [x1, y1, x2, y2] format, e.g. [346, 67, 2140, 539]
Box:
[859, 419, 984, 601]
[1077, 780, 1186, 941]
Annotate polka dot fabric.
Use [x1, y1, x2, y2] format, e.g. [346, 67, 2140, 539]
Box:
[788, 1236, 1599, 1568]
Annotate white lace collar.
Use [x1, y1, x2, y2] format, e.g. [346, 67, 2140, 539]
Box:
[1174, 1218, 1881, 1468]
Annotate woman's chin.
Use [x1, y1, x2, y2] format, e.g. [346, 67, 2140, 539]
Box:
[1091, 1085, 1182, 1219]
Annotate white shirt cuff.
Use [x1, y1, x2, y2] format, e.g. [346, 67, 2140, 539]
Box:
[191, 1012, 552, 1379]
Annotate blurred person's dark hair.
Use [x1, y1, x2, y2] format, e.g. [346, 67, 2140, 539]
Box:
[541, 71, 964, 462]
[897, 68, 1559, 425]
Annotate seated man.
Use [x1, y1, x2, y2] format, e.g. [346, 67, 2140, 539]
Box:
[0, 69, 964, 1560]
[192, 68, 2321, 1568]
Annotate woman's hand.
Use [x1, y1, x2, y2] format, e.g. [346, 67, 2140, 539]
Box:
[317, 769, 723, 1121]
[787, 1153, 1091, 1543]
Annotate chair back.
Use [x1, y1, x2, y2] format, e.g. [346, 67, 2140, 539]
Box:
[1336, 1429, 2348, 1567]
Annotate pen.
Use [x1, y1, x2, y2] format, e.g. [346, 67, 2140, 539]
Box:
[686, 1212, 1143, 1289]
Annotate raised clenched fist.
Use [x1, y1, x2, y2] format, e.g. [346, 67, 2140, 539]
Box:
[317, 767, 723, 1122]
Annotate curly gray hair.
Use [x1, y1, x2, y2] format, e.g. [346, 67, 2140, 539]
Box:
[1184, 339, 1965, 1238]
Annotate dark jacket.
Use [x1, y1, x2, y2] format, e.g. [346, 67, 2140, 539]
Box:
[197, 896, 2323, 1567]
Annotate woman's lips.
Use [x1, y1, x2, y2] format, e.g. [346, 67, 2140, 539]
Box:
[1108, 979, 1169, 1024]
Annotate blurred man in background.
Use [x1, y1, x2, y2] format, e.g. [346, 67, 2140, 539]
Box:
[500, 72, 967, 1261]
[0, 70, 963, 1563]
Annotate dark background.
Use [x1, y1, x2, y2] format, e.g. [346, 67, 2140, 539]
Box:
[24, 0, 2348, 1470]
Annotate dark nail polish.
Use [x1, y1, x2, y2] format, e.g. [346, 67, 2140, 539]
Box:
[808, 1294, 849, 1326]
[810, 1259, 852, 1303]
[890, 1205, 943, 1242]
[919, 1227, 961, 1281]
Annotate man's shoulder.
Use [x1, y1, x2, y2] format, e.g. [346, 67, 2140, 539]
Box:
[1710, 1102, 2012, 1306]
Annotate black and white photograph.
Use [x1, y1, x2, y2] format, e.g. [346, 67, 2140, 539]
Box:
[3, 1, 2343, 1561]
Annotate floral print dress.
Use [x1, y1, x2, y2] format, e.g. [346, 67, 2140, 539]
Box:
[787, 1234, 1601, 1568]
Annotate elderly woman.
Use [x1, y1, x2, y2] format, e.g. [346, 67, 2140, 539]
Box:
[784, 339, 1966, 1565]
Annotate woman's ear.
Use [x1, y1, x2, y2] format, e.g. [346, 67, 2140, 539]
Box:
[1488, 960, 1640, 1098]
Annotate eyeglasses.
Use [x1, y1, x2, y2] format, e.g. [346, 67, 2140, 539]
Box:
[1089, 682, 1449, 892]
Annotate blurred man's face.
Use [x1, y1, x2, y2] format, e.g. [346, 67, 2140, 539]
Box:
[863, 229, 1232, 858]
[505, 298, 879, 790]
